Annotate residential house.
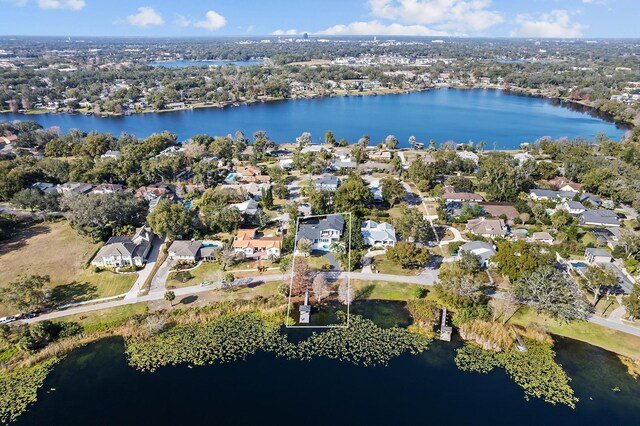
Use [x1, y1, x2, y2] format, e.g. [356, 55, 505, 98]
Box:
[56, 182, 93, 195]
[459, 241, 496, 267]
[92, 183, 124, 194]
[135, 183, 175, 200]
[279, 159, 294, 170]
[232, 229, 283, 259]
[466, 217, 507, 238]
[591, 227, 621, 249]
[91, 226, 154, 268]
[368, 150, 392, 161]
[368, 179, 384, 203]
[514, 152, 533, 166]
[479, 203, 519, 221]
[313, 175, 340, 192]
[579, 193, 603, 207]
[358, 161, 395, 173]
[442, 191, 484, 203]
[528, 189, 575, 201]
[585, 247, 613, 265]
[168, 240, 203, 263]
[300, 145, 324, 154]
[457, 151, 479, 164]
[231, 199, 260, 216]
[331, 159, 357, 172]
[100, 150, 121, 159]
[0, 133, 17, 145]
[547, 176, 582, 193]
[31, 182, 58, 194]
[560, 200, 586, 215]
[531, 231, 554, 244]
[361, 220, 397, 248]
[581, 209, 619, 227]
[296, 214, 345, 251]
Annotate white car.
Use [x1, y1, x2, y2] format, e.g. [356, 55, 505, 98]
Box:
[0, 316, 16, 324]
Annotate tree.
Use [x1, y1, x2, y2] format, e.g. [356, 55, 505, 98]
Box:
[312, 274, 330, 304]
[551, 209, 571, 229]
[381, 177, 405, 207]
[296, 238, 312, 256]
[308, 189, 332, 215]
[164, 291, 176, 307]
[62, 192, 147, 242]
[623, 284, 640, 321]
[337, 280, 353, 305]
[620, 229, 640, 259]
[0, 275, 52, 312]
[385, 241, 430, 269]
[291, 258, 313, 296]
[408, 135, 416, 148]
[324, 130, 336, 146]
[493, 240, 552, 281]
[393, 205, 431, 243]
[385, 135, 398, 149]
[581, 265, 618, 306]
[407, 156, 435, 189]
[513, 266, 589, 322]
[458, 250, 483, 275]
[224, 272, 235, 283]
[147, 199, 192, 241]
[333, 174, 373, 213]
[12, 188, 59, 211]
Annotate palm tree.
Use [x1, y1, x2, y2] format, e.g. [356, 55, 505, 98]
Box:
[164, 291, 176, 308]
[329, 241, 346, 257]
[408, 135, 416, 148]
[477, 140, 486, 152]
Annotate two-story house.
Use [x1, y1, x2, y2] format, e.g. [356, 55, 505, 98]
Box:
[296, 214, 345, 251]
[91, 226, 154, 268]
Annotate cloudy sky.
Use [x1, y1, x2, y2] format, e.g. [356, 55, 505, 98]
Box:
[1, 0, 638, 38]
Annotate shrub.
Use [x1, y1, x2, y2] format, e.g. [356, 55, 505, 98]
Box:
[174, 271, 193, 283]
[413, 287, 428, 299]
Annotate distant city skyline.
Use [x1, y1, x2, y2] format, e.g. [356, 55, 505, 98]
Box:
[0, 0, 639, 39]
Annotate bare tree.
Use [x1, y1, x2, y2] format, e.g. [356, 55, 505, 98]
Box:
[291, 258, 313, 296]
[337, 280, 354, 306]
[312, 274, 330, 304]
[489, 297, 519, 323]
[296, 238, 312, 256]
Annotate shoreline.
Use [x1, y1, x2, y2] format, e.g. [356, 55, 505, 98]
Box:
[1, 85, 635, 131]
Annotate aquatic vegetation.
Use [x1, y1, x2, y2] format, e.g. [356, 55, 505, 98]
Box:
[458, 320, 515, 351]
[126, 311, 430, 371]
[455, 339, 578, 408]
[0, 358, 59, 423]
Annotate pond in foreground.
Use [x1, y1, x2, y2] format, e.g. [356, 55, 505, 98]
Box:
[15, 333, 640, 425]
[2, 89, 627, 148]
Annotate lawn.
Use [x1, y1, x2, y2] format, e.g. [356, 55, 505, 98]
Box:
[0, 221, 137, 315]
[352, 280, 421, 301]
[60, 303, 149, 333]
[371, 255, 418, 276]
[509, 306, 640, 360]
[303, 255, 331, 271]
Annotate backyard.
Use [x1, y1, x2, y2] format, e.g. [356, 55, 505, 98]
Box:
[0, 221, 137, 315]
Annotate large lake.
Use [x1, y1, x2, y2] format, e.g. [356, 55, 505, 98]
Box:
[14, 334, 640, 425]
[1, 89, 627, 148]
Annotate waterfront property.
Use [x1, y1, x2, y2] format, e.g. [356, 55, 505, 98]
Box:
[361, 220, 397, 248]
[296, 214, 345, 251]
[91, 227, 154, 268]
[232, 229, 282, 259]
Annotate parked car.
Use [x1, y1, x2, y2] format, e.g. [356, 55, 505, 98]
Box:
[0, 316, 16, 324]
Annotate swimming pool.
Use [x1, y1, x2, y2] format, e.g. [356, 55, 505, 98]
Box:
[202, 240, 224, 248]
[571, 261, 588, 268]
[224, 173, 239, 184]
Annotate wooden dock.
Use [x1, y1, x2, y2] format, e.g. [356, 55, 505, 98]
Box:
[440, 308, 452, 342]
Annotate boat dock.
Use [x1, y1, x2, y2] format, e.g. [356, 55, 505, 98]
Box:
[440, 308, 452, 342]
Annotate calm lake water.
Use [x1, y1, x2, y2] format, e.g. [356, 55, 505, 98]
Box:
[13, 300, 640, 426]
[147, 59, 262, 68]
[1, 89, 627, 148]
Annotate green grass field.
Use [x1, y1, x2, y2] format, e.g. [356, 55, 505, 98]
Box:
[60, 303, 149, 333]
[371, 255, 418, 276]
[0, 222, 136, 315]
[352, 280, 420, 300]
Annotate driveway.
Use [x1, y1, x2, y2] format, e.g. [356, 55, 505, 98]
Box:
[124, 237, 163, 300]
[315, 250, 340, 271]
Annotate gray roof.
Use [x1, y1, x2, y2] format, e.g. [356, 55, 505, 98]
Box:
[94, 227, 153, 260]
[585, 247, 612, 258]
[529, 189, 575, 199]
[168, 240, 203, 258]
[581, 209, 619, 226]
[460, 241, 496, 263]
[297, 214, 345, 241]
[313, 175, 340, 189]
[361, 220, 396, 244]
[564, 200, 586, 210]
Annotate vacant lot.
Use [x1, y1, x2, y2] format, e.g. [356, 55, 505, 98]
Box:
[0, 222, 136, 315]
[371, 255, 418, 276]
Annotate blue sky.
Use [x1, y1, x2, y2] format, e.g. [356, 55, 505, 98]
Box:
[1, 0, 638, 38]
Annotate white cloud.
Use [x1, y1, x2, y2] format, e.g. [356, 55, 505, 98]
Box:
[3, 0, 28, 6]
[193, 10, 226, 31]
[38, 0, 85, 10]
[126, 6, 164, 27]
[272, 29, 298, 35]
[367, 0, 503, 32]
[318, 20, 449, 36]
[511, 10, 586, 38]
[175, 15, 191, 28]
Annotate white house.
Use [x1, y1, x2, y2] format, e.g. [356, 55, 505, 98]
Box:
[560, 200, 586, 215]
[279, 158, 294, 170]
[361, 220, 397, 248]
[457, 151, 479, 164]
[92, 226, 154, 268]
[296, 214, 345, 251]
[459, 241, 495, 267]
